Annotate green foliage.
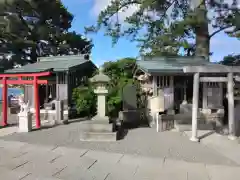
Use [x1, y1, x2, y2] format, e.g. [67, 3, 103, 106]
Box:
[72, 58, 137, 118]
[0, 0, 92, 70]
[86, 0, 240, 59]
[220, 54, 240, 66]
[103, 58, 137, 117]
[72, 85, 96, 117]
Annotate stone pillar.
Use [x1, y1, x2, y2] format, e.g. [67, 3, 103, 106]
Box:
[55, 100, 64, 124]
[190, 72, 200, 142]
[97, 93, 107, 117]
[227, 72, 236, 140]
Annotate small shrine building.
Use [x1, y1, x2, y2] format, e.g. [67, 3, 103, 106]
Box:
[1, 55, 97, 128]
[134, 56, 240, 141]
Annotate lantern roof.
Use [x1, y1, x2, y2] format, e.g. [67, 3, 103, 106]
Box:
[90, 68, 110, 83]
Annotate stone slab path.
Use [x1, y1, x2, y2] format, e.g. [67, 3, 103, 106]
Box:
[1, 123, 238, 166]
[0, 139, 239, 180]
[1, 121, 240, 179]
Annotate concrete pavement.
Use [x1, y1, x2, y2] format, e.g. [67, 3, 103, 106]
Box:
[0, 139, 239, 180]
[1, 123, 238, 166]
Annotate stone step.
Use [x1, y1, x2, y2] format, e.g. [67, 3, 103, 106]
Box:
[174, 115, 206, 124]
[82, 119, 110, 125]
[81, 120, 113, 132]
[174, 123, 214, 132]
[80, 132, 117, 142]
[85, 123, 113, 132]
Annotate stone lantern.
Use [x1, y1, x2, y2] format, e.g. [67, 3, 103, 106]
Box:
[90, 68, 110, 120]
[80, 68, 117, 141]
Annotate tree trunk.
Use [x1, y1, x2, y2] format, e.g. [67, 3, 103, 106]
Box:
[195, 3, 210, 61]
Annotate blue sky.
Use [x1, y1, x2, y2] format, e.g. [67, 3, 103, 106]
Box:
[62, 0, 240, 66]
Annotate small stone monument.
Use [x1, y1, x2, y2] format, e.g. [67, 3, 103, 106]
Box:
[18, 101, 32, 132]
[119, 84, 140, 127]
[80, 68, 117, 141]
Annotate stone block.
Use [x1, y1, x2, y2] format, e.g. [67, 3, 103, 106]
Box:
[0, 140, 26, 149]
[162, 159, 209, 180]
[206, 165, 240, 180]
[175, 123, 214, 132]
[134, 166, 163, 179]
[84, 150, 122, 164]
[20, 143, 57, 154]
[85, 121, 113, 132]
[52, 155, 97, 171]
[51, 146, 88, 157]
[16, 161, 67, 177]
[174, 114, 192, 124]
[157, 168, 188, 180]
[80, 132, 117, 142]
[16, 151, 62, 164]
[106, 173, 134, 180]
[0, 126, 18, 137]
[0, 155, 29, 170]
[0, 167, 30, 179]
[119, 154, 164, 168]
[85, 164, 110, 180]
[89, 161, 137, 180]
[80, 117, 117, 141]
[18, 112, 32, 132]
[56, 168, 95, 180]
[54, 156, 97, 179]
[160, 115, 174, 131]
[119, 110, 140, 125]
[22, 174, 63, 180]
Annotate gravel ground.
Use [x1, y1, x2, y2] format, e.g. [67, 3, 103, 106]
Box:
[0, 120, 238, 166]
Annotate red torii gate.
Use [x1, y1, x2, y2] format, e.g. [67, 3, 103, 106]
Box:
[0, 71, 51, 128]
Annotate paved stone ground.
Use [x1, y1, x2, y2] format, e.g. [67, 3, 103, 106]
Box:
[1, 119, 240, 179]
[0, 139, 239, 180]
[0, 121, 239, 166]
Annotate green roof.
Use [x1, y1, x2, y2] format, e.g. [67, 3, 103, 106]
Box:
[5, 55, 95, 73]
[136, 56, 213, 73]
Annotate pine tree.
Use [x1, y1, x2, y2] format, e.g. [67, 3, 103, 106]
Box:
[86, 0, 240, 60]
[0, 0, 92, 70]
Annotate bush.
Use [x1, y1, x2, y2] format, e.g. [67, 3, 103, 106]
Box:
[72, 57, 138, 118]
[72, 85, 96, 117]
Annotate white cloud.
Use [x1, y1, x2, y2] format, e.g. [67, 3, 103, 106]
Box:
[91, 0, 139, 22]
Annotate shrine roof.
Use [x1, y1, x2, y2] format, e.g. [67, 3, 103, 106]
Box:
[5, 55, 96, 74]
[136, 56, 214, 73]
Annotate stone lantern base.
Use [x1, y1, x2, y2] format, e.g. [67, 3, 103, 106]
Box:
[91, 115, 109, 121]
[80, 116, 117, 142]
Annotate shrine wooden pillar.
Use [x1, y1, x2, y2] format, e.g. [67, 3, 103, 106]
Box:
[191, 72, 200, 142]
[2, 77, 7, 126]
[34, 76, 40, 128]
[227, 72, 236, 140]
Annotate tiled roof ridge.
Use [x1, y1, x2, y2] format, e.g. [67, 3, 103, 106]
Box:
[38, 55, 87, 62]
